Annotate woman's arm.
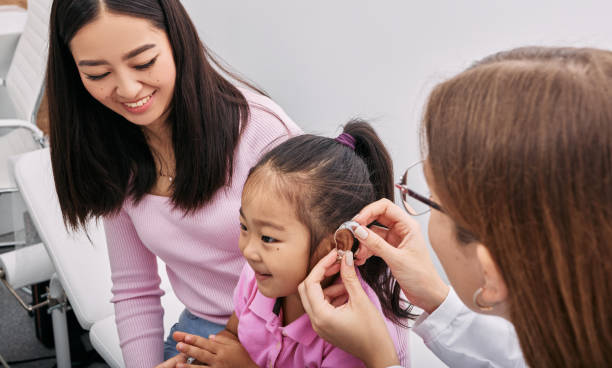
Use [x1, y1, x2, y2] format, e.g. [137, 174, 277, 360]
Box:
[104, 209, 165, 368]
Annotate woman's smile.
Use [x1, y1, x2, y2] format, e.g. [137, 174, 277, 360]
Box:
[120, 90, 156, 114]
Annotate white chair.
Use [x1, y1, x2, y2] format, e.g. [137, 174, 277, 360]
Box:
[13, 148, 184, 368]
[0, 0, 50, 247]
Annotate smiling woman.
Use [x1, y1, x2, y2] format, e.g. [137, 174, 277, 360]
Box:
[70, 14, 176, 130]
[45, 0, 301, 367]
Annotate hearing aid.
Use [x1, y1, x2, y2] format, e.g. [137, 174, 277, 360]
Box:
[333, 221, 361, 260]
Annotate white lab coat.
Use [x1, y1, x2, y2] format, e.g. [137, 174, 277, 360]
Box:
[392, 288, 526, 368]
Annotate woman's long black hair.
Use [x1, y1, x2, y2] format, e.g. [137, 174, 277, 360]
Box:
[48, 0, 256, 229]
[246, 120, 415, 324]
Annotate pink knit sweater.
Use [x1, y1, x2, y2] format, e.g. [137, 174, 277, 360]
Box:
[103, 91, 302, 367]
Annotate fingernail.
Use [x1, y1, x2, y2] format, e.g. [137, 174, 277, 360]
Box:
[177, 364, 185, 368]
[209, 334, 216, 339]
[176, 342, 184, 351]
[354, 226, 368, 239]
[345, 251, 354, 266]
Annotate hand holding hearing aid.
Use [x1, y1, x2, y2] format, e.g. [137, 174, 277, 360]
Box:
[298, 249, 400, 368]
[351, 198, 449, 314]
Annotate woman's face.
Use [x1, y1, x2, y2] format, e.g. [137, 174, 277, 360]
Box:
[425, 163, 489, 312]
[70, 12, 176, 130]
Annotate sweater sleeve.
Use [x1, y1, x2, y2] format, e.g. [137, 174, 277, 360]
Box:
[104, 207, 166, 368]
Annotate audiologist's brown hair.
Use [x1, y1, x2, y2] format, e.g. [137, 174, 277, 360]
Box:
[423, 47, 612, 367]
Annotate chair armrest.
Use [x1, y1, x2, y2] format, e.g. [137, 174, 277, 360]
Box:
[0, 242, 54, 289]
[0, 119, 46, 146]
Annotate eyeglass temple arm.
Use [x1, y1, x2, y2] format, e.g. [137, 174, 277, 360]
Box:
[395, 184, 444, 213]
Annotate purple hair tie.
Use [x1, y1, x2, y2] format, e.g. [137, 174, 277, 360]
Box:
[335, 133, 356, 150]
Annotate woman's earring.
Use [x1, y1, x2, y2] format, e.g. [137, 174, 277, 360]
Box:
[472, 287, 494, 311]
[333, 221, 359, 261]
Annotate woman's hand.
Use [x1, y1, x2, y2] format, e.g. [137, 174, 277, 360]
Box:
[171, 331, 258, 368]
[299, 249, 400, 368]
[353, 199, 449, 313]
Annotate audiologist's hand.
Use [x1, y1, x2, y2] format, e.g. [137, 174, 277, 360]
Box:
[353, 199, 449, 314]
[299, 249, 400, 368]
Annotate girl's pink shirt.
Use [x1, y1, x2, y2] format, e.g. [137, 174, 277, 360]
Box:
[233, 263, 408, 368]
[103, 90, 303, 368]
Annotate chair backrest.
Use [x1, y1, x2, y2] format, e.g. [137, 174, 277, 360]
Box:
[13, 148, 115, 329]
[6, 0, 52, 123]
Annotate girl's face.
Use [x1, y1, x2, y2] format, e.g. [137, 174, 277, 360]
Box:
[70, 12, 176, 130]
[239, 180, 312, 299]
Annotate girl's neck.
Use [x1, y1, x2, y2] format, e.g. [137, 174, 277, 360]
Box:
[280, 275, 337, 326]
[281, 293, 305, 326]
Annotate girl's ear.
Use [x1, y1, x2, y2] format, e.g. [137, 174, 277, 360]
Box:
[333, 228, 354, 252]
[308, 230, 355, 270]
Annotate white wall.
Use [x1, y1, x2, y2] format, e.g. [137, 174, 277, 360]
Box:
[182, 0, 612, 282]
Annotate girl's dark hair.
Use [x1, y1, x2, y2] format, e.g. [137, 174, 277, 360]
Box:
[246, 120, 415, 324]
[48, 0, 257, 229]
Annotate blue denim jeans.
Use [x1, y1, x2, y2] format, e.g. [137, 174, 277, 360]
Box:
[163, 309, 226, 360]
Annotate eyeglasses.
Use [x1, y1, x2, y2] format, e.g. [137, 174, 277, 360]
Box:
[395, 161, 443, 216]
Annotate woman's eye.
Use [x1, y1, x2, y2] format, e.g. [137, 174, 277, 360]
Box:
[239, 223, 247, 231]
[261, 236, 277, 243]
[134, 56, 158, 70]
[85, 72, 110, 81]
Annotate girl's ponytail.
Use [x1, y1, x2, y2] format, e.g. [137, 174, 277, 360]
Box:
[343, 120, 412, 325]
[344, 120, 394, 201]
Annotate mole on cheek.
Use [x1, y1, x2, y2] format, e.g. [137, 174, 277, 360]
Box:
[276, 247, 280, 251]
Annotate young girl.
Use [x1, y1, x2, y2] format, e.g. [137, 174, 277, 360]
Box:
[169, 121, 410, 367]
